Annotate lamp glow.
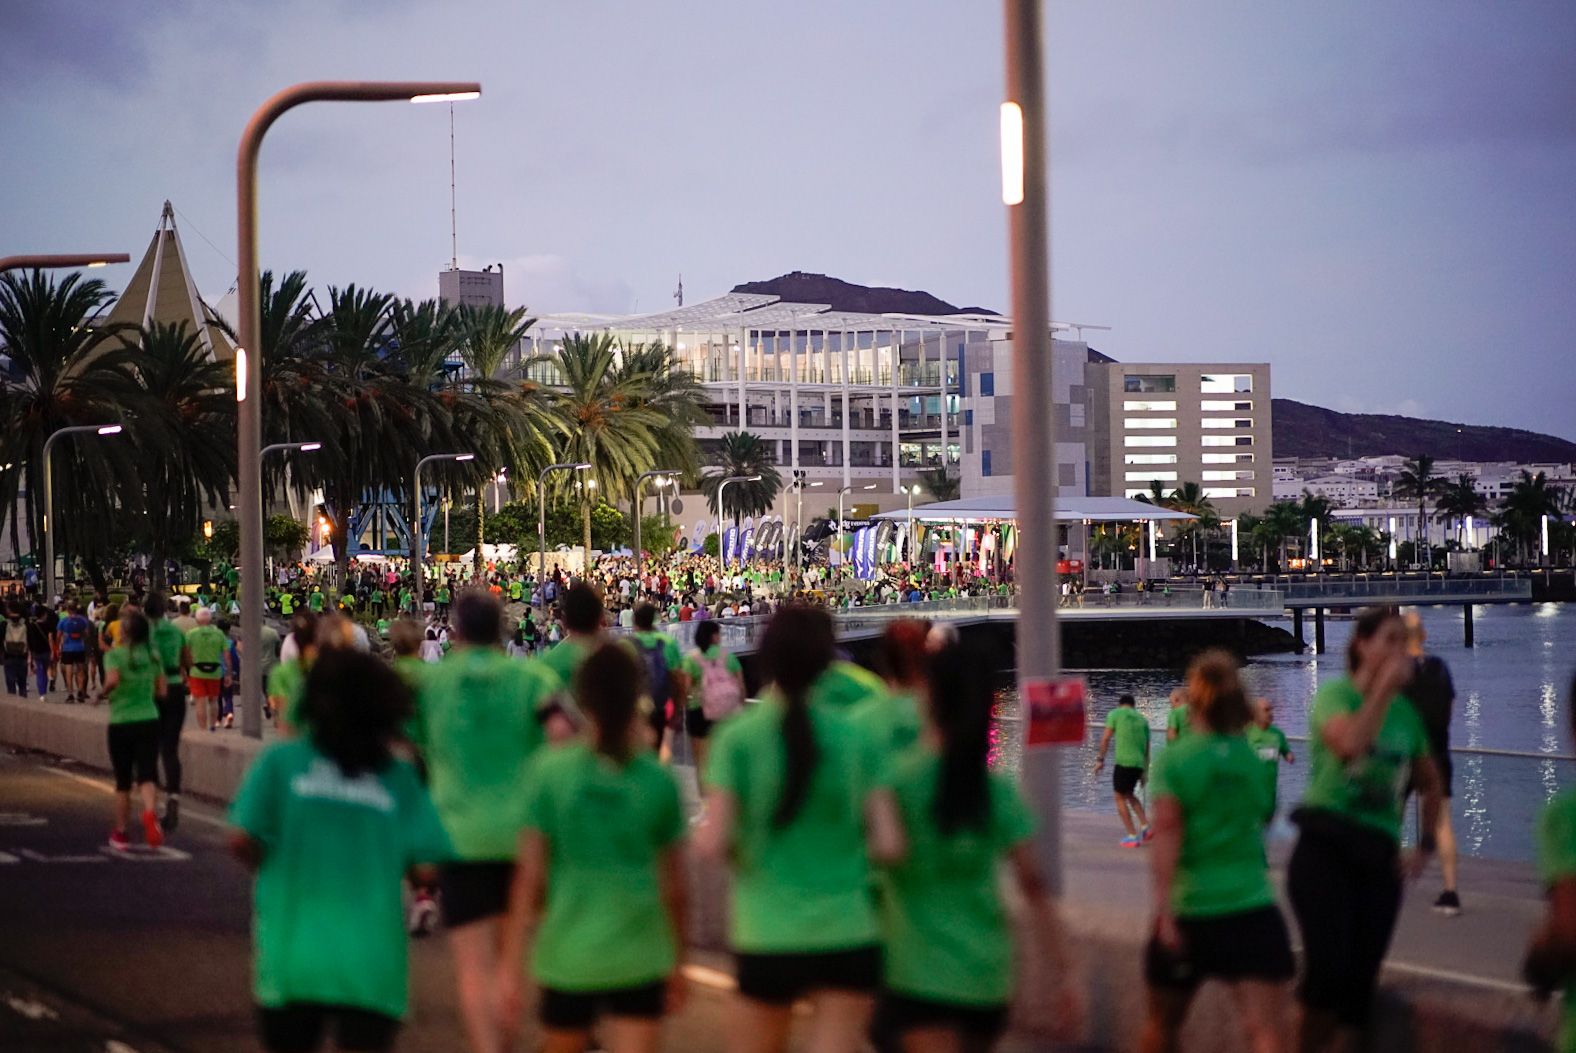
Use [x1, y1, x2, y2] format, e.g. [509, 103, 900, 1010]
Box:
[235, 347, 248, 402]
[300, 442, 322, 452]
[455, 453, 475, 462]
[410, 90, 481, 104]
[1000, 102, 1025, 206]
[97, 424, 123, 436]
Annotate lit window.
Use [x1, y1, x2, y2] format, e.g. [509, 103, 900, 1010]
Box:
[1200, 373, 1253, 393]
[1202, 453, 1255, 464]
[1202, 470, 1256, 481]
[1125, 454, 1177, 465]
[1125, 418, 1178, 429]
[1123, 400, 1177, 412]
[1201, 418, 1253, 429]
[1201, 400, 1252, 412]
[1123, 375, 1176, 393]
[1126, 470, 1178, 482]
[1201, 436, 1252, 447]
[1202, 487, 1256, 498]
[1125, 436, 1177, 447]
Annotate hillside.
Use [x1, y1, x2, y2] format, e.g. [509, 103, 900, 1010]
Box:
[1272, 399, 1576, 463]
[731, 271, 997, 316]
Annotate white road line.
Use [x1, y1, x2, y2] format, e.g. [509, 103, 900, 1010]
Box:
[106, 1041, 141, 1053]
[4, 992, 60, 1021]
[0, 851, 19, 864]
[44, 766, 230, 829]
[1383, 959, 1531, 995]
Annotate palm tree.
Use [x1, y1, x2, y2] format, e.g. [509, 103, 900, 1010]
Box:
[1434, 475, 1486, 548]
[1166, 481, 1219, 569]
[1263, 500, 1304, 571]
[1500, 470, 1562, 565]
[919, 467, 960, 502]
[607, 341, 707, 495]
[700, 431, 782, 528]
[1297, 491, 1335, 566]
[1394, 455, 1442, 562]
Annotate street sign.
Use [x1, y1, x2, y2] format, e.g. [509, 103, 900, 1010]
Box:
[1023, 677, 1087, 747]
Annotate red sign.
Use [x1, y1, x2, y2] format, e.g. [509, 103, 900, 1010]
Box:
[1024, 677, 1088, 747]
[1055, 559, 1085, 575]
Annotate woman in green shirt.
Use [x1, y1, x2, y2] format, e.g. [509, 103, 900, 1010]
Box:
[698, 605, 903, 1053]
[1287, 606, 1442, 1052]
[1526, 672, 1576, 1053]
[1143, 650, 1293, 1053]
[97, 609, 168, 851]
[876, 638, 1081, 1050]
[500, 642, 687, 1053]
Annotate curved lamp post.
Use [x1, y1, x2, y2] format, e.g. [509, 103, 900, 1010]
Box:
[0, 254, 129, 273]
[42, 424, 124, 600]
[835, 483, 876, 577]
[235, 80, 480, 739]
[633, 469, 681, 587]
[716, 475, 761, 577]
[537, 463, 590, 585]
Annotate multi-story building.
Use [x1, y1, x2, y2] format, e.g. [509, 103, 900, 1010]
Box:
[1274, 474, 1379, 505]
[1085, 362, 1273, 516]
[438, 265, 504, 310]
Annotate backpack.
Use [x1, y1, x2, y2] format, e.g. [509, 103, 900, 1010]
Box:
[635, 637, 671, 706]
[4, 620, 26, 659]
[696, 651, 744, 720]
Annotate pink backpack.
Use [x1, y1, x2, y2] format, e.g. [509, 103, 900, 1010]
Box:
[695, 651, 744, 720]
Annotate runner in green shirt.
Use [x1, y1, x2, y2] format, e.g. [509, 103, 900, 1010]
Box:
[1287, 607, 1442, 1048]
[185, 609, 230, 733]
[145, 594, 190, 830]
[678, 620, 746, 787]
[508, 578, 523, 603]
[698, 607, 901, 1050]
[1246, 699, 1294, 824]
[1530, 680, 1576, 1053]
[1144, 650, 1293, 1052]
[810, 657, 887, 710]
[279, 591, 295, 617]
[229, 651, 451, 1046]
[500, 642, 686, 1045]
[849, 619, 928, 783]
[1165, 688, 1191, 742]
[1094, 695, 1152, 846]
[306, 588, 325, 613]
[99, 610, 168, 850]
[626, 603, 688, 758]
[534, 583, 607, 692]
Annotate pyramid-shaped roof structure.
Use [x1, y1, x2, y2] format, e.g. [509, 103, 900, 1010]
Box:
[101, 201, 235, 362]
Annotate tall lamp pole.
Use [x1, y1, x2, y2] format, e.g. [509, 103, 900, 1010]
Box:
[835, 483, 876, 579]
[537, 462, 590, 585]
[904, 483, 923, 564]
[715, 475, 761, 579]
[235, 80, 480, 740]
[0, 254, 129, 274]
[1002, 0, 1063, 890]
[633, 469, 680, 588]
[41, 424, 124, 601]
[412, 452, 474, 577]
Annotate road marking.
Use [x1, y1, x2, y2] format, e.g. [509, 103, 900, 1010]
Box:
[19, 848, 108, 864]
[4, 992, 60, 1021]
[0, 812, 47, 827]
[45, 766, 229, 829]
[106, 1042, 141, 1053]
[1384, 959, 1531, 995]
[102, 845, 192, 862]
[681, 963, 736, 991]
[0, 851, 18, 864]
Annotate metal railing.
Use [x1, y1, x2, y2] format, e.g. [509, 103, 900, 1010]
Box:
[1281, 578, 1533, 603]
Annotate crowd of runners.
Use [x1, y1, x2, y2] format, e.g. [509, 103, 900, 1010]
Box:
[8, 560, 1576, 1053]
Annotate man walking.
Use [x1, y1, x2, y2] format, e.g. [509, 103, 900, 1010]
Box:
[56, 601, 92, 702]
[146, 593, 190, 830]
[184, 608, 230, 732]
[1094, 693, 1153, 847]
[1404, 612, 1461, 915]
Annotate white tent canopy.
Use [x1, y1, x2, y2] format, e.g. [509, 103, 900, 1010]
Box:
[870, 495, 1197, 524]
[459, 543, 518, 564]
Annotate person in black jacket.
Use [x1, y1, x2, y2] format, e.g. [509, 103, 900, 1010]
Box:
[1403, 612, 1461, 916]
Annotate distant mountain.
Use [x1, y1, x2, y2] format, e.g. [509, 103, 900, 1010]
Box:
[1272, 398, 1576, 463]
[731, 271, 998, 316]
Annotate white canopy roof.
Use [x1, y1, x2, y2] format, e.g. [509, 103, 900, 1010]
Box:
[871, 495, 1197, 524]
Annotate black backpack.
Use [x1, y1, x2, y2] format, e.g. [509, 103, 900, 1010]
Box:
[635, 637, 671, 705]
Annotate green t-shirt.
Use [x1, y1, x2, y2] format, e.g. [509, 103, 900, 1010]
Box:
[307, 591, 325, 612]
[434, 586, 451, 604]
[104, 645, 160, 724]
[150, 618, 186, 683]
[1536, 789, 1576, 1053]
[811, 660, 887, 710]
[536, 637, 596, 688]
[881, 753, 1034, 1005]
[416, 647, 562, 860]
[1299, 676, 1430, 842]
[228, 739, 452, 1018]
[279, 594, 296, 616]
[1166, 705, 1191, 740]
[849, 689, 923, 779]
[1150, 733, 1275, 918]
[392, 655, 428, 744]
[706, 697, 882, 953]
[521, 743, 685, 990]
[628, 630, 684, 697]
[679, 645, 744, 712]
[509, 581, 524, 601]
[268, 660, 308, 729]
[186, 624, 228, 680]
[1104, 706, 1151, 770]
[1246, 724, 1291, 814]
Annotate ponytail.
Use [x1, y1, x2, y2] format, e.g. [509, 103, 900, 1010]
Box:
[575, 642, 641, 765]
[928, 639, 993, 834]
[761, 605, 834, 828]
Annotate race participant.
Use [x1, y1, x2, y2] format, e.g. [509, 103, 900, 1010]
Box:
[679, 620, 746, 791]
[500, 642, 688, 1053]
[228, 649, 452, 1053]
[1142, 650, 1294, 1053]
[3, 604, 29, 697]
[96, 608, 168, 850]
[185, 607, 230, 732]
[268, 612, 320, 736]
[1164, 688, 1190, 743]
[414, 591, 566, 1053]
[697, 605, 903, 1053]
[145, 593, 191, 831]
[810, 650, 888, 711]
[1287, 607, 1442, 1053]
[1094, 695, 1153, 847]
[1246, 699, 1294, 826]
[628, 603, 687, 758]
[1524, 672, 1576, 1053]
[1402, 612, 1461, 916]
[56, 600, 92, 702]
[874, 638, 1082, 1051]
[536, 583, 610, 689]
[28, 604, 52, 698]
[850, 619, 927, 767]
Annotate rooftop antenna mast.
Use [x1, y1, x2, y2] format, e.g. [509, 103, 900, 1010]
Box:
[448, 103, 458, 270]
[674, 273, 683, 307]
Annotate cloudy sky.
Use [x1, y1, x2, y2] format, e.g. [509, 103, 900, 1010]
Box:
[3, 1, 1573, 438]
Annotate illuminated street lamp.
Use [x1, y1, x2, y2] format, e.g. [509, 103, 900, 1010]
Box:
[537, 463, 591, 582]
[633, 469, 681, 585]
[716, 475, 762, 576]
[42, 424, 124, 600]
[412, 453, 475, 571]
[0, 253, 129, 273]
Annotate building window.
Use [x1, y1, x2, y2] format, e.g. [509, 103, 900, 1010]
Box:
[978, 372, 994, 396]
[1125, 470, 1177, 482]
[1123, 399, 1177, 411]
[982, 449, 992, 477]
[1202, 452, 1255, 463]
[1200, 373, 1253, 393]
[1125, 418, 1179, 429]
[1125, 436, 1178, 448]
[1125, 454, 1178, 465]
[1203, 486, 1256, 498]
[1123, 374, 1177, 393]
[1201, 418, 1252, 429]
[1201, 400, 1252, 412]
[964, 409, 974, 426]
[1201, 436, 1252, 447]
[1202, 470, 1256, 481]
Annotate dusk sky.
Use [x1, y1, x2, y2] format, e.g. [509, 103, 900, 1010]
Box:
[3, 1, 1573, 439]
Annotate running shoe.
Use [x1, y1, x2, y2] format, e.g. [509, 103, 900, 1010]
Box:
[1433, 890, 1461, 917]
[108, 829, 130, 851]
[142, 809, 164, 849]
[224, 714, 234, 728]
[407, 893, 440, 937]
[163, 796, 180, 832]
[1120, 835, 1143, 848]
[1141, 826, 1155, 843]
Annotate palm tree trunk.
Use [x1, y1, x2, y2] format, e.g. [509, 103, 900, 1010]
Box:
[582, 502, 592, 575]
[474, 487, 485, 579]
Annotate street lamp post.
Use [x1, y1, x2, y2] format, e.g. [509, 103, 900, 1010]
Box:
[0, 254, 129, 274]
[412, 453, 474, 578]
[236, 80, 480, 740]
[904, 483, 923, 564]
[537, 463, 591, 586]
[493, 469, 507, 515]
[1003, 0, 1063, 889]
[715, 475, 761, 579]
[42, 424, 124, 601]
[633, 469, 680, 588]
[835, 483, 876, 580]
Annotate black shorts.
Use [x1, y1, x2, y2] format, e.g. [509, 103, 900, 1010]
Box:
[1113, 764, 1144, 797]
[735, 946, 882, 1005]
[1145, 905, 1295, 991]
[873, 991, 1007, 1041]
[59, 651, 86, 666]
[440, 861, 515, 929]
[685, 706, 714, 739]
[107, 719, 160, 791]
[258, 1003, 399, 1053]
[539, 981, 665, 1029]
